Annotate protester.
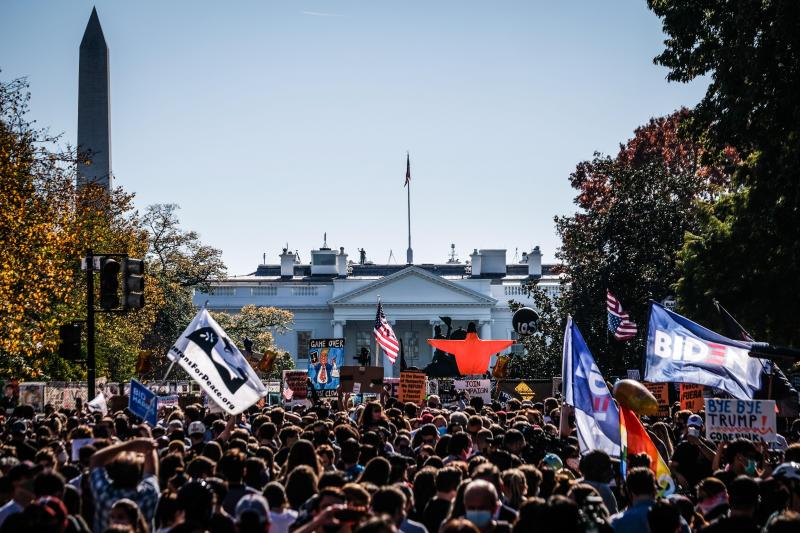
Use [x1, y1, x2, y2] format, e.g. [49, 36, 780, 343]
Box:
[2, 376, 800, 533]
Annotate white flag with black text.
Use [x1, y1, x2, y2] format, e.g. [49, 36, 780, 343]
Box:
[167, 308, 266, 414]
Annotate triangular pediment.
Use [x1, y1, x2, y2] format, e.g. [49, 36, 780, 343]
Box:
[329, 266, 496, 306]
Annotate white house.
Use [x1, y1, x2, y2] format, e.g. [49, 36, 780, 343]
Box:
[194, 245, 561, 377]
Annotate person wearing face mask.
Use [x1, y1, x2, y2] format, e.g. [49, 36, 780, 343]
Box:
[712, 439, 760, 487]
[699, 475, 760, 533]
[462, 480, 512, 533]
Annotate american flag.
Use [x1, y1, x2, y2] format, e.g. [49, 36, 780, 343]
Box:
[607, 290, 638, 341]
[404, 152, 411, 187]
[374, 301, 400, 364]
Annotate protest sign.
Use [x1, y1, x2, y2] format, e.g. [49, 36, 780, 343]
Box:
[627, 369, 641, 380]
[339, 366, 383, 393]
[128, 379, 158, 426]
[454, 379, 491, 403]
[308, 338, 345, 392]
[71, 438, 95, 462]
[157, 395, 180, 409]
[705, 398, 776, 443]
[282, 370, 309, 403]
[385, 378, 400, 398]
[399, 371, 427, 404]
[680, 384, 705, 411]
[643, 382, 671, 417]
[19, 382, 45, 411]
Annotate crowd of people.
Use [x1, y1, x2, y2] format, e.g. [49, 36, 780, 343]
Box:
[1, 389, 800, 533]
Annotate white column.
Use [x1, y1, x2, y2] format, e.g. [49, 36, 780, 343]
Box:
[331, 320, 345, 339]
[480, 319, 498, 368]
[479, 320, 492, 339]
[429, 319, 438, 358]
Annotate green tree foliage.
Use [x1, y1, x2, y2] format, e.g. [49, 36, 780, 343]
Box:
[140, 204, 226, 377]
[555, 111, 732, 373]
[649, 0, 800, 344]
[507, 283, 566, 379]
[211, 305, 294, 379]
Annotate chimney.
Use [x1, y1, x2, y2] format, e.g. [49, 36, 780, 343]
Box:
[280, 248, 295, 278]
[528, 246, 542, 278]
[470, 249, 482, 277]
[337, 247, 348, 277]
[479, 249, 507, 277]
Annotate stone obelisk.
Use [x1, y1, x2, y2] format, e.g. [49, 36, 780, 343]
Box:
[77, 7, 112, 190]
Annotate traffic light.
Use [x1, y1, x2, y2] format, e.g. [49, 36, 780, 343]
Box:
[99, 258, 121, 310]
[58, 323, 82, 360]
[123, 258, 145, 310]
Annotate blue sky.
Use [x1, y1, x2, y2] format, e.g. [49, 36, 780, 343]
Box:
[1, 1, 707, 275]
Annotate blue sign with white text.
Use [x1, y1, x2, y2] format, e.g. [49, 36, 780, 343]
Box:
[129, 379, 158, 426]
[644, 303, 762, 399]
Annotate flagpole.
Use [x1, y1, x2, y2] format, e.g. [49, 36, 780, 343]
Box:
[406, 152, 413, 265]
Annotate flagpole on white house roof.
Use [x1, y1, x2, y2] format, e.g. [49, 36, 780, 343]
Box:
[405, 152, 413, 265]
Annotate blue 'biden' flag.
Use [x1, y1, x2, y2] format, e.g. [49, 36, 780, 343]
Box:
[644, 303, 763, 399]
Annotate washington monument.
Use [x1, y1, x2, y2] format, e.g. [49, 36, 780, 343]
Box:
[77, 7, 112, 190]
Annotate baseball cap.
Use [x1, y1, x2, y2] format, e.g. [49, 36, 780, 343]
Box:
[168, 419, 184, 431]
[541, 453, 564, 470]
[188, 421, 206, 436]
[687, 414, 704, 428]
[235, 494, 270, 524]
[420, 413, 434, 424]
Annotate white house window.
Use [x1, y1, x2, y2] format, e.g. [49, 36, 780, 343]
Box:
[292, 286, 318, 297]
[205, 287, 235, 296]
[403, 332, 419, 364]
[251, 286, 277, 296]
[296, 331, 312, 359]
[356, 331, 373, 364]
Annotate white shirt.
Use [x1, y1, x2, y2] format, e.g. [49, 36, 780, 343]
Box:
[269, 508, 298, 533]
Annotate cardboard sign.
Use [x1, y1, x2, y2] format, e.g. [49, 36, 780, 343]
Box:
[308, 338, 345, 392]
[552, 377, 562, 398]
[643, 382, 671, 417]
[680, 384, 705, 412]
[128, 379, 158, 426]
[282, 370, 309, 401]
[339, 366, 384, 393]
[19, 382, 46, 411]
[705, 398, 777, 443]
[399, 371, 427, 404]
[454, 379, 491, 402]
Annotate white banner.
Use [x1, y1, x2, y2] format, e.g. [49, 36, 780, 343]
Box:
[168, 309, 266, 414]
[454, 379, 491, 403]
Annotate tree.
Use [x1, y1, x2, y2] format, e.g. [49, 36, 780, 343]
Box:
[507, 283, 566, 379]
[0, 76, 160, 380]
[139, 204, 227, 377]
[211, 305, 295, 380]
[649, 0, 800, 344]
[554, 111, 733, 374]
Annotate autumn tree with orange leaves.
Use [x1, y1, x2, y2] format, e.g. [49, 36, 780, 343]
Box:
[0, 77, 161, 379]
[554, 109, 737, 374]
